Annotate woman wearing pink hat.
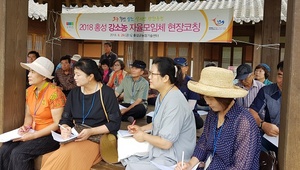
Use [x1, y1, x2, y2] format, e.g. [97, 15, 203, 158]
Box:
[0, 57, 66, 170]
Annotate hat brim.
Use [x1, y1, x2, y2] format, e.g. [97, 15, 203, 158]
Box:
[188, 80, 248, 98]
[235, 74, 249, 80]
[20, 62, 54, 79]
[130, 64, 145, 69]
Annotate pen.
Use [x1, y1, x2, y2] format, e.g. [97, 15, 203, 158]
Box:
[131, 120, 136, 126]
[181, 151, 184, 168]
[58, 124, 66, 130]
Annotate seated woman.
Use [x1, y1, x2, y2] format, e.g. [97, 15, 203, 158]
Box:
[0, 57, 66, 170]
[122, 57, 196, 170]
[107, 59, 127, 89]
[41, 58, 121, 170]
[254, 63, 273, 85]
[175, 67, 261, 170]
[100, 59, 112, 85]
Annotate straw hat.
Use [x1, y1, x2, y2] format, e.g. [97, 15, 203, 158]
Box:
[100, 134, 118, 163]
[188, 67, 248, 98]
[71, 54, 81, 61]
[20, 57, 54, 79]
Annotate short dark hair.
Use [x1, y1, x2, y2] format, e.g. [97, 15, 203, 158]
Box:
[113, 59, 125, 70]
[60, 55, 71, 63]
[277, 61, 284, 71]
[101, 59, 110, 66]
[255, 64, 270, 79]
[104, 42, 112, 47]
[27, 51, 40, 59]
[74, 58, 102, 82]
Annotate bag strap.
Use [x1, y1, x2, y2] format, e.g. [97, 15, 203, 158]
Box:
[99, 83, 109, 123]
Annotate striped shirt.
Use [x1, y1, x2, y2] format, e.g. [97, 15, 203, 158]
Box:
[235, 80, 264, 109]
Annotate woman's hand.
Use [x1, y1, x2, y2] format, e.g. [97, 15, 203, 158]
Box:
[60, 125, 72, 139]
[75, 128, 93, 142]
[14, 131, 36, 142]
[175, 162, 192, 170]
[132, 130, 146, 142]
[18, 125, 31, 135]
[127, 125, 141, 134]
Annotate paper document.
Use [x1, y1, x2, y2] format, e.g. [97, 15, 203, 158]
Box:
[117, 135, 150, 161]
[117, 130, 152, 138]
[119, 104, 127, 110]
[197, 110, 208, 116]
[51, 128, 78, 143]
[263, 134, 278, 147]
[0, 128, 35, 143]
[146, 111, 154, 118]
[151, 161, 200, 170]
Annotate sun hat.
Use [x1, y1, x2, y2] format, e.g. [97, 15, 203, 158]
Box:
[130, 60, 146, 69]
[235, 64, 252, 80]
[188, 67, 248, 98]
[174, 57, 188, 66]
[100, 134, 118, 163]
[71, 54, 81, 62]
[20, 57, 54, 79]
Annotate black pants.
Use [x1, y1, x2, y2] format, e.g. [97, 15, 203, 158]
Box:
[0, 135, 59, 170]
[120, 103, 147, 121]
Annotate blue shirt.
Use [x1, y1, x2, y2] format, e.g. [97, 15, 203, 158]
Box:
[193, 103, 260, 170]
[250, 83, 281, 126]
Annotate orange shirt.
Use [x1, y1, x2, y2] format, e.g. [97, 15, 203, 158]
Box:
[26, 82, 66, 130]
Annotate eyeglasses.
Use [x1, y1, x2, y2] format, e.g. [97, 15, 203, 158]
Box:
[149, 71, 161, 76]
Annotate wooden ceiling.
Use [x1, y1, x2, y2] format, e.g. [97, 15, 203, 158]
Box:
[33, 0, 197, 7]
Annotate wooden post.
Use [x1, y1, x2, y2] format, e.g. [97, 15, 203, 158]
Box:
[132, 0, 150, 69]
[191, 43, 205, 80]
[253, 23, 262, 68]
[278, 0, 300, 169]
[261, 0, 281, 82]
[46, 0, 62, 65]
[0, 0, 28, 132]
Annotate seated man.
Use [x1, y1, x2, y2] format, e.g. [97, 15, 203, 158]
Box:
[249, 61, 284, 155]
[115, 60, 149, 122]
[235, 64, 264, 109]
[54, 55, 77, 96]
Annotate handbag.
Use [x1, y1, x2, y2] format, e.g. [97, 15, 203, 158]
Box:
[99, 84, 118, 164]
[259, 151, 278, 170]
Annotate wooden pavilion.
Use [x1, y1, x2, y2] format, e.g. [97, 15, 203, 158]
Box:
[0, 0, 300, 169]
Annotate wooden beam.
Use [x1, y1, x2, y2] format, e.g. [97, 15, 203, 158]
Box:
[122, 0, 129, 6]
[95, 0, 103, 7]
[261, 0, 281, 82]
[75, 0, 83, 7]
[65, 0, 71, 7]
[108, 0, 116, 6]
[278, 0, 300, 169]
[0, 0, 28, 132]
[86, 0, 93, 7]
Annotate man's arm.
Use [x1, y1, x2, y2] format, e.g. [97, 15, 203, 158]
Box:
[249, 108, 279, 136]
